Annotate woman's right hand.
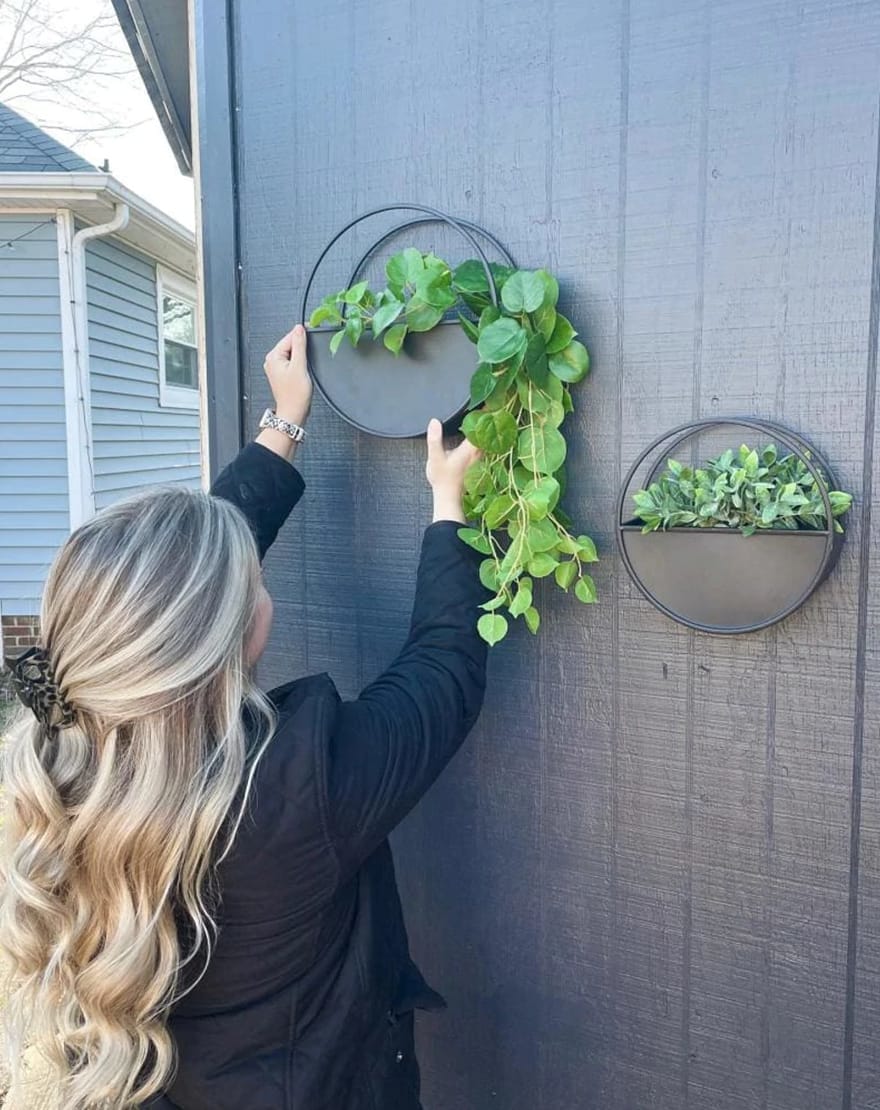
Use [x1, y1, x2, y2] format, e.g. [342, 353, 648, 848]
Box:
[263, 324, 312, 427]
[256, 325, 313, 461]
[425, 418, 481, 523]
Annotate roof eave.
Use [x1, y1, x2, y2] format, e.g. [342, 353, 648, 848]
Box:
[0, 172, 196, 279]
[110, 0, 193, 176]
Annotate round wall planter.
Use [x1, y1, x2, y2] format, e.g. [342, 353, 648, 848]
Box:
[300, 204, 516, 439]
[616, 417, 845, 634]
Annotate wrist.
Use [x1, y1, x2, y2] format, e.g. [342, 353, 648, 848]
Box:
[432, 489, 466, 524]
[274, 404, 310, 427]
[256, 426, 298, 463]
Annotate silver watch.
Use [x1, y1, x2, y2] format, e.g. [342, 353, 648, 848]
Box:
[259, 408, 306, 443]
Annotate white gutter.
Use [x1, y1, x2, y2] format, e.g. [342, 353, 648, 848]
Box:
[0, 172, 195, 280]
[56, 202, 131, 529]
[0, 172, 191, 241]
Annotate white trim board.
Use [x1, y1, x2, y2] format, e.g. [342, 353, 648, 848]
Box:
[157, 265, 200, 411]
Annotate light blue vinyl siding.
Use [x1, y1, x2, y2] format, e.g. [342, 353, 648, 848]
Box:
[0, 216, 68, 618]
[85, 238, 200, 510]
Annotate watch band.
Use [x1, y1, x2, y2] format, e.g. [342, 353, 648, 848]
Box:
[259, 408, 306, 443]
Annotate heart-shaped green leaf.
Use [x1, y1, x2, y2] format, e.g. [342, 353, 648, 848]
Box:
[341, 280, 369, 305]
[469, 363, 497, 409]
[463, 458, 494, 496]
[577, 535, 598, 562]
[309, 304, 343, 327]
[536, 400, 565, 429]
[479, 559, 501, 592]
[453, 259, 490, 294]
[385, 252, 407, 296]
[501, 271, 546, 314]
[526, 517, 559, 552]
[415, 272, 456, 310]
[478, 613, 509, 645]
[401, 247, 426, 284]
[509, 578, 533, 617]
[383, 324, 407, 354]
[458, 313, 480, 343]
[458, 527, 492, 555]
[345, 314, 364, 346]
[477, 318, 528, 364]
[535, 269, 559, 308]
[555, 560, 578, 590]
[527, 552, 558, 578]
[469, 410, 519, 454]
[535, 305, 557, 343]
[549, 340, 590, 382]
[498, 537, 527, 587]
[371, 299, 404, 338]
[523, 476, 561, 520]
[524, 333, 550, 387]
[575, 575, 598, 604]
[485, 493, 516, 529]
[546, 315, 576, 354]
[518, 424, 567, 475]
[405, 298, 444, 333]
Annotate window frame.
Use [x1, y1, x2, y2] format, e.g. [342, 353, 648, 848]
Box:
[157, 266, 200, 410]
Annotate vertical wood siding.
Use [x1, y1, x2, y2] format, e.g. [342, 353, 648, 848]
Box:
[85, 237, 200, 510]
[222, 1, 880, 1106]
[0, 216, 67, 618]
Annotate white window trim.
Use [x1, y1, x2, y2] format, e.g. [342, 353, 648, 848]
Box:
[157, 266, 200, 410]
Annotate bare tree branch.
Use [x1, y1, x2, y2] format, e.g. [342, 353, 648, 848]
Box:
[0, 0, 141, 143]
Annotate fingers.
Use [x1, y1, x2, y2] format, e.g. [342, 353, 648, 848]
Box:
[289, 324, 308, 373]
[269, 325, 300, 361]
[451, 437, 481, 465]
[426, 418, 445, 465]
[271, 333, 294, 360]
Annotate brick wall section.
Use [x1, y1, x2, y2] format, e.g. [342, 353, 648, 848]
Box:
[1, 615, 41, 707]
[1, 615, 41, 656]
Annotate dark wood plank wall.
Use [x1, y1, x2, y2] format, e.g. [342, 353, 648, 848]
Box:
[214, 0, 880, 1105]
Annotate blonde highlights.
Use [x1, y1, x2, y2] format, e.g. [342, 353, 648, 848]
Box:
[0, 487, 275, 1107]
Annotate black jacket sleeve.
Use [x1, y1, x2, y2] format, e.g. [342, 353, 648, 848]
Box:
[210, 442, 305, 560]
[325, 521, 490, 869]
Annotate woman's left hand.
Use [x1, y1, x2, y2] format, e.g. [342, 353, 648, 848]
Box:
[263, 324, 312, 427]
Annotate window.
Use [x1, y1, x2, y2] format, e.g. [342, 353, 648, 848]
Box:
[158, 268, 200, 409]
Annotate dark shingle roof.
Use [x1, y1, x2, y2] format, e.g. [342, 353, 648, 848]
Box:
[0, 103, 97, 173]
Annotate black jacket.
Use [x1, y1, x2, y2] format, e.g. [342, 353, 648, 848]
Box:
[153, 443, 488, 1109]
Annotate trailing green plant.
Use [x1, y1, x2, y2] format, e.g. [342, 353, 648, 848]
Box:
[631, 443, 853, 536]
[310, 249, 597, 645]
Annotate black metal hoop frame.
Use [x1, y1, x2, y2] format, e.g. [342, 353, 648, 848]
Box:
[615, 416, 840, 634]
[299, 203, 516, 326]
[346, 216, 516, 297]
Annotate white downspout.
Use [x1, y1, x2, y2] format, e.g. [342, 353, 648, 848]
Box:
[57, 202, 130, 529]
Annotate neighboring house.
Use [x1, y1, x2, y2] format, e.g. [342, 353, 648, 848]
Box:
[117, 6, 880, 1110]
[0, 103, 199, 655]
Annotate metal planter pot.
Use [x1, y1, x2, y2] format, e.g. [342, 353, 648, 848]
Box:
[300, 203, 515, 439]
[306, 320, 477, 439]
[616, 417, 846, 634]
[618, 524, 844, 634]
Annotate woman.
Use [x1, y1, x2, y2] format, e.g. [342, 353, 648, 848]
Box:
[0, 325, 487, 1109]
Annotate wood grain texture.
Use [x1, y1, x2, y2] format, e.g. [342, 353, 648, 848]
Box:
[209, 0, 880, 1105]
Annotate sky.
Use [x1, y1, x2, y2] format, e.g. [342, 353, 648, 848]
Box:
[5, 0, 195, 229]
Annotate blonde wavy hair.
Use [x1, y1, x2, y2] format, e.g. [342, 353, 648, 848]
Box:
[0, 487, 276, 1108]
